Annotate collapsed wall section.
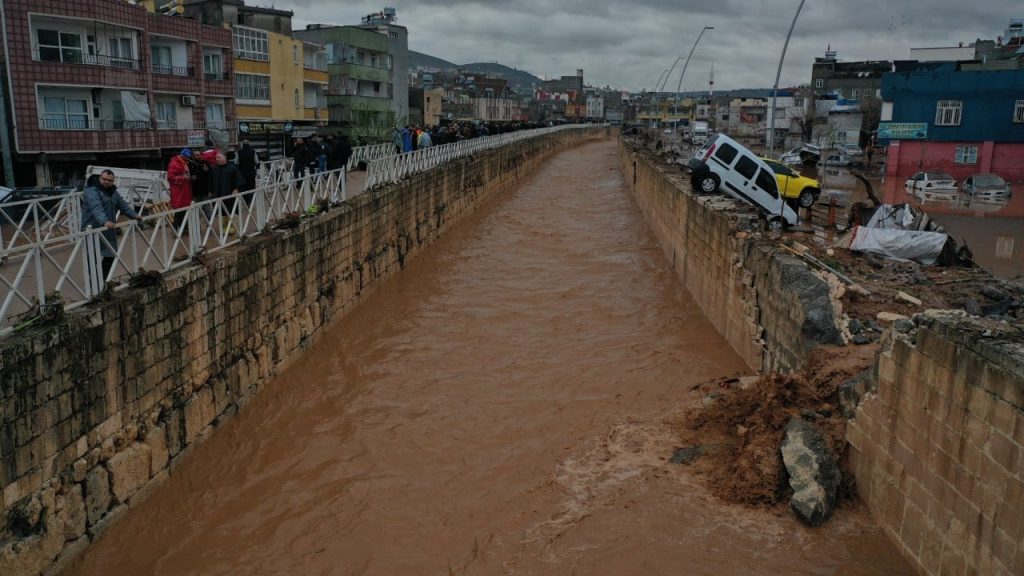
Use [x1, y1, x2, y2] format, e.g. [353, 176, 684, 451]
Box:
[0, 127, 610, 575]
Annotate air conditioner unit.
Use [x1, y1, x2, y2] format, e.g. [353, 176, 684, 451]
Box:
[181, 95, 197, 106]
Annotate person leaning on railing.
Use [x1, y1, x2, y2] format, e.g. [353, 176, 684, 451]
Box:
[81, 169, 142, 280]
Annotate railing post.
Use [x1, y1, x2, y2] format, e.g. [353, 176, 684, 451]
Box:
[187, 205, 201, 253]
[83, 230, 103, 298]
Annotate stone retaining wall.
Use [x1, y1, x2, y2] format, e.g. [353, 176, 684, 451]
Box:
[0, 127, 610, 575]
[619, 142, 843, 373]
[847, 313, 1024, 576]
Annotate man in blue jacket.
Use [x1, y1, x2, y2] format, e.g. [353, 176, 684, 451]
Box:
[81, 169, 142, 280]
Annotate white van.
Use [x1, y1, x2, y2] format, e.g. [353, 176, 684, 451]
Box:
[686, 133, 799, 230]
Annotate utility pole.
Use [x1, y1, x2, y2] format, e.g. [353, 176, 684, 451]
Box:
[768, 0, 806, 158]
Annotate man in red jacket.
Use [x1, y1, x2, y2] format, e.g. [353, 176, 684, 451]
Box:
[167, 148, 193, 231]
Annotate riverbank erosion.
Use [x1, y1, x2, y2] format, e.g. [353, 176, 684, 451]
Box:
[621, 137, 1024, 576]
[0, 127, 610, 575]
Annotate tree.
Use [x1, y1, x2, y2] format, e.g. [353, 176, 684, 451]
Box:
[345, 102, 404, 145]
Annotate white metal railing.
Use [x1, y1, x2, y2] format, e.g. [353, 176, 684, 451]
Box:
[364, 125, 594, 188]
[257, 158, 295, 186]
[347, 143, 393, 171]
[0, 192, 83, 252]
[1, 168, 347, 330]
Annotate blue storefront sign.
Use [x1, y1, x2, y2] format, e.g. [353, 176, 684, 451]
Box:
[877, 122, 928, 140]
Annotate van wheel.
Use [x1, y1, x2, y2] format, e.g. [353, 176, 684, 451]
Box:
[766, 216, 785, 233]
[798, 189, 817, 208]
[698, 174, 720, 194]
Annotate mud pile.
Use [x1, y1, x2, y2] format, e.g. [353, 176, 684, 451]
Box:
[679, 345, 878, 508]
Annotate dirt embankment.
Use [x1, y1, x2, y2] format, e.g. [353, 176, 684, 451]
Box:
[678, 345, 878, 508]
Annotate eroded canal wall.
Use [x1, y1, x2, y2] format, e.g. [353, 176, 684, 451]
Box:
[619, 142, 843, 373]
[621, 140, 1024, 576]
[0, 127, 610, 575]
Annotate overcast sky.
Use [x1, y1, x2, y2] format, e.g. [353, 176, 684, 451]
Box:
[283, 1, 1019, 92]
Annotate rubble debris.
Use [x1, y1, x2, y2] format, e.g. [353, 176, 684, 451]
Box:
[895, 291, 922, 307]
[680, 346, 874, 508]
[876, 312, 908, 323]
[781, 418, 842, 527]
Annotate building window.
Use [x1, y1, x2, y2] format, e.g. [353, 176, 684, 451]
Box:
[203, 53, 222, 79]
[995, 236, 1014, 260]
[852, 89, 860, 98]
[152, 45, 172, 74]
[36, 29, 82, 63]
[41, 96, 89, 129]
[294, 88, 300, 108]
[206, 103, 225, 128]
[1014, 100, 1024, 123]
[108, 37, 135, 68]
[814, 79, 823, 88]
[954, 145, 978, 164]
[155, 101, 177, 129]
[233, 27, 269, 61]
[235, 73, 270, 100]
[292, 45, 298, 64]
[935, 100, 962, 126]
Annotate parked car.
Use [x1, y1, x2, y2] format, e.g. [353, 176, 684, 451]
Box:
[823, 152, 855, 167]
[687, 133, 799, 230]
[905, 172, 958, 194]
[761, 158, 822, 208]
[962, 173, 1011, 199]
[834, 143, 864, 158]
[780, 143, 821, 166]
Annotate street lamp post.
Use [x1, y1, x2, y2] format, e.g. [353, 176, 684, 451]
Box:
[650, 68, 670, 127]
[767, 0, 806, 158]
[674, 25, 714, 135]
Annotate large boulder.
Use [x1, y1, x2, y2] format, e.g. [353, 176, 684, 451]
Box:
[781, 417, 841, 526]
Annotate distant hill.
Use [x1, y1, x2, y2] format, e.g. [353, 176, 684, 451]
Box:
[408, 51, 544, 95]
[408, 50, 458, 72]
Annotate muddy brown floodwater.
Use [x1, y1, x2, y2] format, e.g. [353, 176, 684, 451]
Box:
[68, 140, 913, 576]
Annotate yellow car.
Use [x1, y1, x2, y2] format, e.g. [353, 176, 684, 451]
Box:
[761, 158, 821, 208]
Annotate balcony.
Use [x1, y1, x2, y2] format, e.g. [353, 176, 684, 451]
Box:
[32, 48, 141, 70]
[204, 71, 227, 81]
[153, 64, 195, 77]
[38, 118, 151, 131]
[329, 62, 391, 83]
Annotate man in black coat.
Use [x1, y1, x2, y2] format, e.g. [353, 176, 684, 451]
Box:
[209, 152, 246, 233]
[237, 140, 259, 192]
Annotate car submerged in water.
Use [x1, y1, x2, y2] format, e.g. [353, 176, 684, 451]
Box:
[905, 171, 958, 194]
[962, 173, 1011, 199]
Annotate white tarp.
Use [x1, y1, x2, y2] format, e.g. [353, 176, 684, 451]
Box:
[849, 227, 948, 265]
[120, 91, 151, 122]
[847, 203, 948, 264]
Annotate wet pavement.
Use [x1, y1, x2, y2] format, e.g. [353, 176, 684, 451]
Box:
[66, 141, 912, 576]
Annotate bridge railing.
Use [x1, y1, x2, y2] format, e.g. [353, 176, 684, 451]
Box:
[364, 125, 594, 189]
[346, 143, 393, 171]
[1, 168, 347, 331]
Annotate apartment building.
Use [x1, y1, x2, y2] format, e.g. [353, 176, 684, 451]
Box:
[293, 24, 405, 143]
[0, 0, 235, 187]
[183, 0, 326, 159]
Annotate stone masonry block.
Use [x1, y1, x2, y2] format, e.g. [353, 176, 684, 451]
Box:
[145, 425, 169, 477]
[107, 443, 151, 505]
[84, 466, 111, 527]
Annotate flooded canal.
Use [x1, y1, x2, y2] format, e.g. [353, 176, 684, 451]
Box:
[67, 140, 912, 575]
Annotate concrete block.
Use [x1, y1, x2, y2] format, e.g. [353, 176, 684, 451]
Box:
[86, 502, 127, 542]
[42, 535, 90, 576]
[107, 443, 151, 504]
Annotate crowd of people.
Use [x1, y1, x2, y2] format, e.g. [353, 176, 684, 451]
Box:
[389, 121, 554, 154]
[166, 139, 258, 232]
[289, 134, 353, 180]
